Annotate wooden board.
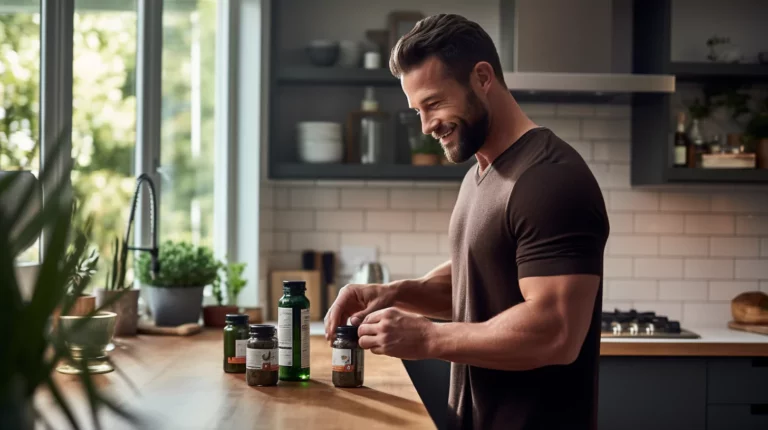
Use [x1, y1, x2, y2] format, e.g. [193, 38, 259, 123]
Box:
[728, 320, 768, 336]
[269, 270, 323, 321]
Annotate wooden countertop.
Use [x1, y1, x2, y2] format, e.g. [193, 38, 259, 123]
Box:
[600, 327, 768, 357]
[36, 330, 434, 430]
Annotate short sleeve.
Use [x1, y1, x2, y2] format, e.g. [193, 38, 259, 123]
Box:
[508, 163, 609, 279]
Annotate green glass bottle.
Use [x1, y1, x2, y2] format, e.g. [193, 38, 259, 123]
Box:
[278, 280, 310, 381]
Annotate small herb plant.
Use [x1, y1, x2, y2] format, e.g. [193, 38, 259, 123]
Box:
[213, 261, 247, 306]
[411, 134, 443, 155]
[104, 236, 130, 291]
[136, 240, 219, 287]
[62, 216, 99, 297]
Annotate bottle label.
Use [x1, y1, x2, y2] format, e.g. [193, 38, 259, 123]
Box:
[247, 347, 279, 371]
[674, 146, 687, 165]
[301, 308, 310, 369]
[227, 339, 248, 364]
[278, 307, 293, 366]
[333, 348, 354, 372]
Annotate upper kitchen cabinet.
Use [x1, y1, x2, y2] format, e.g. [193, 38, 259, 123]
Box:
[631, 0, 768, 186]
[265, 0, 676, 182]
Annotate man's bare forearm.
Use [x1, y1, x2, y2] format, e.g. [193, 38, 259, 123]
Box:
[389, 260, 452, 320]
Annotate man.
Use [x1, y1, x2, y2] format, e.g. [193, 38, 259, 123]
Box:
[324, 13, 609, 430]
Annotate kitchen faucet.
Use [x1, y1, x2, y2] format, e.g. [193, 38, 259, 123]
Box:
[124, 173, 160, 279]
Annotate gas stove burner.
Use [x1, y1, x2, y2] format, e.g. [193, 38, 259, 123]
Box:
[600, 308, 699, 339]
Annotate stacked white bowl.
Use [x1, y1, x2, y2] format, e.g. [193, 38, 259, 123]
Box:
[297, 121, 344, 163]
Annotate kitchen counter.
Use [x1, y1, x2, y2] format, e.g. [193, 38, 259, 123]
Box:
[36, 329, 433, 430]
[600, 327, 768, 357]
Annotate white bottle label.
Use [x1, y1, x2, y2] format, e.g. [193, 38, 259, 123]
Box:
[247, 347, 279, 371]
[227, 339, 248, 365]
[675, 146, 687, 165]
[278, 307, 293, 366]
[301, 308, 310, 369]
[332, 348, 353, 372]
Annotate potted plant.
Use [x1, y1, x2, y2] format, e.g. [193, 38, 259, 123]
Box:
[61, 246, 100, 316]
[202, 260, 247, 328]
[0, 126, 138, 429]
[411, 134, 443, 166]
[94, 237, 140, 336]
[746, 107, 768, 169]
[136, 240, 219, 327]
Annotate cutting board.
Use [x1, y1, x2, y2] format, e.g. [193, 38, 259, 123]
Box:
[269, 270, 322, 321]
[728, 320, 768, 336]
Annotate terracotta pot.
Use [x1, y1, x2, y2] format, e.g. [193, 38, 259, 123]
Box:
[95, 288, 140, 336]
[240, 307, 264, 324]
[202, 305, 239, 328]
[757, 138, 768, 169]
[412, 153, 439, 166]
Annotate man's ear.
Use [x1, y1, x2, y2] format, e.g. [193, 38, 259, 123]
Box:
[473, 62, 495, 93]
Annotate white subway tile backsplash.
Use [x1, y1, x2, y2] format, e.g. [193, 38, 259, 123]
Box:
[604, 257, 634, 278]
[735, 259, 768, 280]
[593, 142, 630, 162]
[635, 214, 685, 234]
[366, 180, 416, 188]
[273, 232, 288, 252]
[290, 188, 339, 209]
[275, 187, 289, 209]
[415, 211, 452, 232]
[634, 258, 683, 279]
[366, 211, 414, 232]
[414, 255, 450, 276]
[274, 210, 314, 231]
[660, 236, 709, 257]
[260, 209, 275, 231]
[289, 232, 339, 252]
[594, 104, 631, 118]
[762, 239, 768, 257]
[683, 303, 732, 327]
[438, 189, 459, 210]
[610, 191, 659, 211]
[341, 188, 388, 209]
[610, 280, 657, 300]
[737, 216, 768, 235]
[438, 234, 451, 253]
[340, 232, 389, 253]
[260, 187, 274, 209]
[685, 259, 734, 280]
[390, 189, 439, 210]
[658, 281, 708, 301]
[709, 281, 760, 301]
[607, 213, 633, 233]
[315, 210, 364, 231]
[537, 118, 581, 139]
[633, 301, 683, 322]
[685, 215, 735, 235]
[316, 180, 365, 188]
[568, 141, 593, 161]
[519, 103, 555, 116]
[260, 232, 273, 252]
[660, 193, 711, 212]
[390, 233, 439, 254]
[709, 237, 760, 257]
[608, 235, 658, 256]
[711, 193, 768, 214]
[379, 254, 415, 277]
[602, 301, 633, 311]
[556, 104, 595, 117]
[269, 252, 302, 271]
[582, 119, 630, 140]
[762, 281, 768, 293]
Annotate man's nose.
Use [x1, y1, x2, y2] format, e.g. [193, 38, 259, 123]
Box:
[422, 117, 438, 136]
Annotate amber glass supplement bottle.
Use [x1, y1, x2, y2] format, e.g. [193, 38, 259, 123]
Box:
[332, 325, 364, 388]
[246, 324, 279, 386]
[278, 280, 310, 381]
[223, 314, 249, 373]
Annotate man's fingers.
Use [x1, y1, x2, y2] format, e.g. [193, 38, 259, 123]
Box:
[370, 346, 385, 355]
[361, 307, 393, 325]
[356, 322, 379, 337]
[358, 333, 380, 350]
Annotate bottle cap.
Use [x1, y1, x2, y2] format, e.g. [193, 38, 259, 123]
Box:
[335, 325, 359, 340]
[283, 280, 306, 293]
[225, 314, 249, 325]
[249, 324, 276, 337]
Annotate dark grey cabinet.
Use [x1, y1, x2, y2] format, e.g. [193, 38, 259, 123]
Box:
[598, 356, 768, 430]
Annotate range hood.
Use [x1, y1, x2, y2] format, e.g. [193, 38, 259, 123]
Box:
[499, 0, 675, 94]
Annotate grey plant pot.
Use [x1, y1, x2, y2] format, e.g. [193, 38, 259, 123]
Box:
[95, 288, 140, 336]
[145, 285, 204, 327]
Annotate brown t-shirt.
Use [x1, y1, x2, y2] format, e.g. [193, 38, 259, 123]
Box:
[448, 127, 609, 430]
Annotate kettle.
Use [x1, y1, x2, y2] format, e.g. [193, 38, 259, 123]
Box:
[349, 261, 390, 285]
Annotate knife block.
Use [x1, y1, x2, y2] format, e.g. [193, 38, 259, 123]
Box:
[269, 270, 323, 321]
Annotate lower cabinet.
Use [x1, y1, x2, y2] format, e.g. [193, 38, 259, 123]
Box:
[598, 357, 768, 430]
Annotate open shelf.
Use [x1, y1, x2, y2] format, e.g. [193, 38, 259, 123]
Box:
[669, 62, 768, 82]
[276, 67, 399, 86]
[270, 162, 474, 181]
[665, 168, 768, 183]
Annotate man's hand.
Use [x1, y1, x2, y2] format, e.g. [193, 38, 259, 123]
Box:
[357, 308, 437, 360]
[324, 283, 396, 342]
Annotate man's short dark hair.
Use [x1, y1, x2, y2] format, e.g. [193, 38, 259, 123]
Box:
[389, 14, 506, 86]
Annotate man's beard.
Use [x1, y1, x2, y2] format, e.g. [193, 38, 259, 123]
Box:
[444, 90, 489, 163]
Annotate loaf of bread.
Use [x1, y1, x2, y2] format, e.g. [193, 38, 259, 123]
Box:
[731, 291, 768, 325]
